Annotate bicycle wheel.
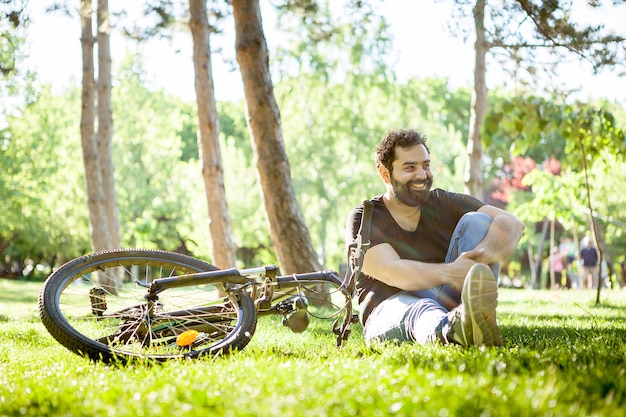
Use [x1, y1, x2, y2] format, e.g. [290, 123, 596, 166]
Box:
[39, 249, 257, 363]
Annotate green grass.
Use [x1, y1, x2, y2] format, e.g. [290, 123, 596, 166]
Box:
[1, 278, 625, 417]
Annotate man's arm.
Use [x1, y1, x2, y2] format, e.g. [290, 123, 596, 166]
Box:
[361, 243, 476, 292]
[462, 205, 525, 265]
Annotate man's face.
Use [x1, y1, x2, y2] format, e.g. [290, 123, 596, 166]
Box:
[388, 144, 433, 207]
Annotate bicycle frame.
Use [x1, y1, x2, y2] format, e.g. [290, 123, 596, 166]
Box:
[146, 265, 357, 346]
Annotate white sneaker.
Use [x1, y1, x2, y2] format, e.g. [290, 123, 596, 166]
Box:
[446, 264, 502, 347]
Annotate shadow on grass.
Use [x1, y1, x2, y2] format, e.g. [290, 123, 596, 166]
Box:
[502, 322, 626, 350]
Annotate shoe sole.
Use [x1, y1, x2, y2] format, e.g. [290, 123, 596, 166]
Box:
[462, 264, 502, 347]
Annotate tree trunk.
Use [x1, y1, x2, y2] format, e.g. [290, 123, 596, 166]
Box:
[549, 217, 555, 289]
[80, 0, 109, 253]
[231, 0, 321, 276]
[527, 245, 535, 287]
[189, 0, 237, 269]
[96, 0, 121, 251]
[533, 218, 549, 289]
[592, 217, 615, 285]
[81, 0, 115, 293]
[464, 0, 487, 198]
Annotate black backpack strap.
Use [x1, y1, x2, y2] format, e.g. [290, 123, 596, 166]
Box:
[347, 199, 373, 291]
[358, 199, 373, 249]
[334, 199, 374, 346]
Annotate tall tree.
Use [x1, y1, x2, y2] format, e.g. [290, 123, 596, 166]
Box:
[232, 0, 321, 275]
[465, 0, 488, 198]
[79, 0, 109, 254]
[189, 0, 237, 268]
[80, 0, 120, 293]
[123, 0, 237, 267]
[96, 0, 121, 251]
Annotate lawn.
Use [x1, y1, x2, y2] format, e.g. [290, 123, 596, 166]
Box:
[1, 278, 625, 417]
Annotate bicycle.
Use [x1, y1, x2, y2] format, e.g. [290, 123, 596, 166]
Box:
[38, 201, 373, 363]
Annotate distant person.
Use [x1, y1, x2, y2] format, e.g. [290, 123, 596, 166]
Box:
[558, 236, 577, 268]
[580, 238, 599, 289]
[549, 247, 569, 289]
[559, 236, 581, 289]
[345, 129, 525, 348]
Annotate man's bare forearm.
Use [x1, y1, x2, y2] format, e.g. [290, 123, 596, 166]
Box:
[471, 211, 525, 264]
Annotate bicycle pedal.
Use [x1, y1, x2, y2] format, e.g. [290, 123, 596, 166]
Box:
[283, 310, 310, 333]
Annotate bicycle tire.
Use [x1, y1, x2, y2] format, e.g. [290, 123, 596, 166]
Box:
[38, 249, 257, 363]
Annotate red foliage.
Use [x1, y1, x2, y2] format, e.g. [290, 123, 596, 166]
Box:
[484, 155, 553, 205]
[543, 156, 562, 175]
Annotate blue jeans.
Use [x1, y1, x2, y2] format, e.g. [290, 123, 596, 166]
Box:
[363, 212, 499, 345]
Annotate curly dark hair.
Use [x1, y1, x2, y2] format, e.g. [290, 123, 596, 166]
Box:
[375, 129, 430, 172]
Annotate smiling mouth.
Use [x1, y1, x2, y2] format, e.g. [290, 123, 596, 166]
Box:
[410, 183, 427, 190]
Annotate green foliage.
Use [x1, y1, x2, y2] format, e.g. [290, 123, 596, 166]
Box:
[0, 86, 90, 274]
[484, 95, 626, 278]
[0, 0, 28, 79]
[111, 54, 212, 258]
[2, 279, 626, 416]
[113, 54, 279, 267]
[0, 13, 19, 76]
[176, 101, 199, 162]
[484, 95, 626, 169]
[0, 52, 277, 272]
[219, 100, 276, 267]
[0, 0, 37, 132]
[513, 168, 584, 227]
[273, 0, 392, 80]
[275, 73, 471, 269]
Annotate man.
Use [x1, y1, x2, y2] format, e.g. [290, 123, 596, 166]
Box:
[345, 129, 525, 347]
[580, 238, 599, 289]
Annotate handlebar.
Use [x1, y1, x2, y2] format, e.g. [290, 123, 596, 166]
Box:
[275, 270, 345, 291]
[147, 266, 349, 297]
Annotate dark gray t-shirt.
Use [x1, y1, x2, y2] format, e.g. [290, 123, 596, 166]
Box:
[345, 189, 484, 323]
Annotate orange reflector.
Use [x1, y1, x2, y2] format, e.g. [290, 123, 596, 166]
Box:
[176, 330, 199, 346]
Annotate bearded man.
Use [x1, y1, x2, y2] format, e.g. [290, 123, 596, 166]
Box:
[345, 129, 525, 347]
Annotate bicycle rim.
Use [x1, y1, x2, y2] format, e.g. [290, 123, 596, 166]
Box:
[38, 249, 257, 363]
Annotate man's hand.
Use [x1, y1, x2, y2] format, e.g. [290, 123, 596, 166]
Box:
[445, 254, 479, 291]
[459, 247, 498, 266]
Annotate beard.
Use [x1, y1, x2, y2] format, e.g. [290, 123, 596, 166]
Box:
[390, 176, 433, 207]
